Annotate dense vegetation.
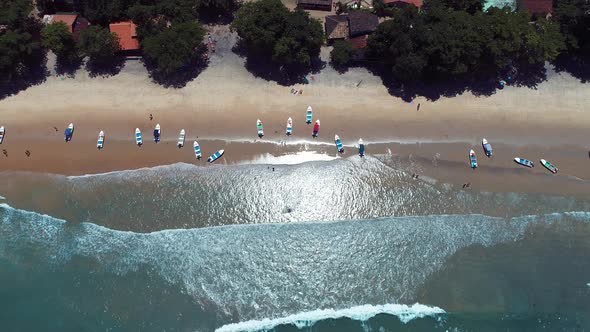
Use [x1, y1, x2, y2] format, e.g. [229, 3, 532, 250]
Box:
[78, 26, 121, 66]
[0, 0, 41, 84]
[367, 1, 566, 83]
[554, 0, 590, 58]
[330, 40, 355, 69]
[231, 0, 323, 69]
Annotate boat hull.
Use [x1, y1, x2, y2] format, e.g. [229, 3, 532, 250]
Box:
[514, 158, 534, 168]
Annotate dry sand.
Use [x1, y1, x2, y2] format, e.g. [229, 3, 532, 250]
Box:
[0, 26, 589, 196]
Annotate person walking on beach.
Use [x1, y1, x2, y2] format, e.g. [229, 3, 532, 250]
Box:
[2, 149, 7, 157]
[417, 103, 421, 111]
[149, 114, 153, 121]
[25, 150, 30, 157]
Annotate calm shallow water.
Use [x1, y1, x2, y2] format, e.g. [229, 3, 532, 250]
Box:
[1, 156, 589, 331]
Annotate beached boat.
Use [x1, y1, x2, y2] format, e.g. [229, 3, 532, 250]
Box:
[154, 124, 161, 143]
[312, 120, 320, 138]
[514, 157, 534, 168]
[306, 106, 313, 124]
[207, 149, 224, 163]
[0, 126, 4, 144]
[469, 149, 478, 169]
[540, 159, 558, 174]
[97, 130, 105, 149]
[358, 138, 365, 157]
[135, 128, 143, 146]
[286, 117, 293, 136]
[177, 129, 185, 148]
[64, 123, 74, 142]
[257, 119, 264, 138]
[482, 138, 492, 157]
[335, 134, 344, 153]
[193, 141, 202, 160]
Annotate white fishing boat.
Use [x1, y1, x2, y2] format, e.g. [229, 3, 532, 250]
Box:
[0, 126, 4, 144]
[306, 106, 313, 124]
[135, 128, 143, 146]
[540, 159, 558, 174]
[514, 157, 534, 168]
[177, 129, 185, 148]
[193, 141, 202, 160]
[154, 124, 161, 143]
[482, 138, 492, 157]
[286, 117, 293, 136]
[97, 130, 105, 149]
[64, 123, 74, 142]
[257, 119, 264, 138]
[207, 149, 225, 163]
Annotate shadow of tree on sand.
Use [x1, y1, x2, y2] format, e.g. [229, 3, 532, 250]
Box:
[552, 54, 590, 83]
[233, 41, 325, 86]
[0, 49, 49, 100]
[86, 56, 126, 78]
[365, 63, 547, 102]
[143, 45, 209, 88]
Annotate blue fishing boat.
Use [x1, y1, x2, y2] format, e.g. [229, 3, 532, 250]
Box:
[358, 138, 365, 157]
[482, 138, 492, 157]
[286, 117, 293, 136]
[514, 157, 534, 168]
[64, 123, 74, 142]
[469, 149, 478, 169]
[154, 124, 161, 143]
[135, 128, 142, 146]
[312, 120, 320, 138]
[193, 141, 202, 160]
[257, 119, 264, 138]
[335, 134, 344, 153]
[306, 106, 312, 124]
[207, 149, 224, 163]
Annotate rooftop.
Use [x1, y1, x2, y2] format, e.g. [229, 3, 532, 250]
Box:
[325, 15, 349, 40]
[382, 0, 423, 7]
[518, 0, 552, 15]
[347, 11, 379, 37]
[109, 21, 139, 51]
[50, 14, 78, 33]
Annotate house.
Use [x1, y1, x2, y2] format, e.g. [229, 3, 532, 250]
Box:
[382, 0, 423, 8]
[347, 10, 379, 37]
[325, 15, 349, 40]
[297, 0, 333, 11]
[517, 0, 553, 16]
[325, 11, 379, 48]
[109, 21, 140, 51]
[43, 13, 89, 40]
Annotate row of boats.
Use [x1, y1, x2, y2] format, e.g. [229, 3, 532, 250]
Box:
[468, 138, 558, 174]
[66, 123, 225, 163]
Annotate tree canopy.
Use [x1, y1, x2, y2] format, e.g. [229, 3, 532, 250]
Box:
[78, 26, 121, 65]
[142, 21, 206, 75]
[330, 40, 355, 68]
[41, 22, 79, 63]
[367, 4, 565, 82]
[554, 0, 590, 58]
[231, 0, 324, 68]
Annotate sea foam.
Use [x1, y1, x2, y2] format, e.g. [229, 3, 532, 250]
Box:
[215, 303, 446, 332]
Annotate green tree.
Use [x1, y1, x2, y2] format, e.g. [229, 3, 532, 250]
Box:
[0, 0, 32, 29]
[41, 22, 79, 62]
[436, 0, 484, 14]
[143, 21, 206, 75]
[554, 0, 590, 57]
[231, 0, 323, 68]
[78, 26, 120, 64]
[0, 30, 39, 81]
[330, 40, 355, 68]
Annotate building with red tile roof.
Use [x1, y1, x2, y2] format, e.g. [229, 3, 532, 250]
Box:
[518, 0, 553, 16]
[44, 13, 89, 40]
[109, 21, 140, 51]
[382, 0, 423, 8]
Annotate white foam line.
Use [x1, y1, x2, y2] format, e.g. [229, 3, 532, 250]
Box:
[0, 195, 5, 200]
[215, 303, 446, 332]
[239, 151, 338, 165]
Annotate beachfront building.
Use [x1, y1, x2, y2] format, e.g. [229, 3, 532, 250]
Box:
[42, 13, 90, 40]
[325, 11, 379, 47]
[381, 0, 423, 8]
[517, 0, 553, 17]
[109, 21, 140, 52]
[297, 0, 334, 11]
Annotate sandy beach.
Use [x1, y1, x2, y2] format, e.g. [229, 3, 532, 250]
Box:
[1, 25, 590, 196]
